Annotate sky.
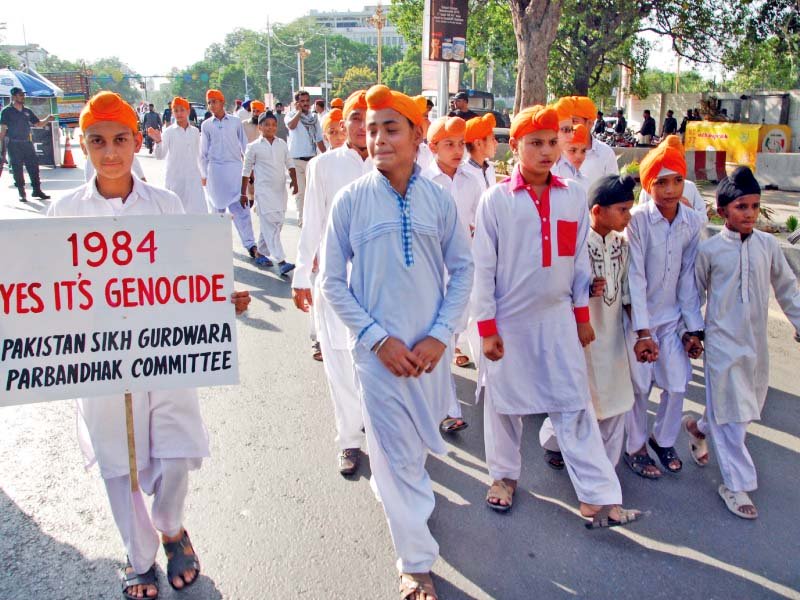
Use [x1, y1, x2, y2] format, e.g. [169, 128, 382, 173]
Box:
[2, 1, 715, 82]
[1, 0, 373, 75]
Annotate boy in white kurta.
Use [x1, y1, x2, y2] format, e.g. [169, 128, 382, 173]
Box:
[320, 85, 473, 600]
[241, 112, 299, 276]
[474, 105, 638, 529]
[625, 138, 705, 479]
[462, 113, 498, 190]
[686, 167, 800, 519]
[292, 90, 373, 476]
[422, 116, 483, 434]
[48, 91, 250, 600]
[321, 107, 347, 150]
[538, 175, 636, 468]
[149, 97, 207, 215]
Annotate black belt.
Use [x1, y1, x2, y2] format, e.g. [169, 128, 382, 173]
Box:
[294, 156, 314, 162]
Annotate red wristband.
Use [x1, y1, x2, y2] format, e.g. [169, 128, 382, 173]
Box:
[477, 319, 498, 337]
[574, 306, 590, 324]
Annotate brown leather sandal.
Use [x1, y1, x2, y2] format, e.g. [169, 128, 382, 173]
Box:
[486, 479, 515, 513]
[399, 572, 438, 600]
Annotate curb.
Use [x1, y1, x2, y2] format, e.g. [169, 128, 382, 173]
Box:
[705, 224, 800, 278]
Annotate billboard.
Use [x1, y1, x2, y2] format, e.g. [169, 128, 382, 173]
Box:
[423, 0, 469, 63]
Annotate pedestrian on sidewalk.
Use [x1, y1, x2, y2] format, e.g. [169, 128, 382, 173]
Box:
[141, 104, 162, 154]
[200, 88, 265, 264]
[0, 87, 54, 201]
[47, 91, 251, 600]
[148, 96, 206, 214]
[320, 85, 473, 600]
[687, 166, 800, 520]
[292, 89, 373, 476]
[241, 111, 299, 276]
[625, 137, 705, 479]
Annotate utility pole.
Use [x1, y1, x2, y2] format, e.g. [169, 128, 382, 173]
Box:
[324, 35, 329, 105]
[368, 3, 386, 84]
[298, 40, 310, 89]
[266, 16, 272, 100]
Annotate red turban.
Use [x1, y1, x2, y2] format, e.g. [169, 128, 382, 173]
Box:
[365, 85, 423, 126]
[464, 113, 495, 143]
[510, 105, 559, 140]
[80, 91, 139, 133]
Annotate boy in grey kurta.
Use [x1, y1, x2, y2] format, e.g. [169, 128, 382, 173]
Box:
[686, 167, 800, 519]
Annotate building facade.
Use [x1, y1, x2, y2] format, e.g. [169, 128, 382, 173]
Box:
[309, 6, 407, 50]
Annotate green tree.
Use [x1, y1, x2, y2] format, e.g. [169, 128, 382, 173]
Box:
[333, 66, 377, 98]
[0, 50, 21, 69]
[383, 47, 422, 94]
[87, 57, 141, 104]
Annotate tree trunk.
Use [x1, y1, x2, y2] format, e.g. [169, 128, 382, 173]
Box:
[510, 0, 564, 112]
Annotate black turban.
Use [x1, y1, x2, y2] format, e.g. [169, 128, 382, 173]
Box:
[717, 166, 761, 207]
[588, 175, 636, 207]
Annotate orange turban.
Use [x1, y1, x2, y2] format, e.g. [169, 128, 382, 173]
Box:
[570, 123, 589, 146]
[571, 96, 597, 121]
[206, 89, 224, 102]
[552, 97, 575, 123]
[464, 113, 495, 143]
[427, 116, 466, 144]
[639, 138, 687, 193]
[510, 105, 559, 140]
[250, 100, 265, 112]
[343, 89, 367, 117]
[412, 95, 429, 115]
[79, 91, 139, 133]
[171, 96, 190, 111]
[365, 85, 423, 126]
[663, 134, 684, 152]
[322, 108, 344, 131]
[330, 97, 344, 109]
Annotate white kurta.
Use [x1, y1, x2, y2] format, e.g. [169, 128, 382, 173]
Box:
[696, 227, 800, 424]
[639, 180, 708, 225]
[585, 229, 635, 419]
[471, 169, 592, 414]
[551, 156, 589, 196]
[580, 138, 619, 185]
[416, 142, 434, 171]
[462, 156, 497, 190]
[422, 161, 482, 241]
[294, 146, 373, 350]
[242, 136, 294, 214]
[153, 123, 207, 215]
[47, 177, 210, 479]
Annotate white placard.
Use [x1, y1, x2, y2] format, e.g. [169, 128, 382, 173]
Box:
[0, 215, 239, 407]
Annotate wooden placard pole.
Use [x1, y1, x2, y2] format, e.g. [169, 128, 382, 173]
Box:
[124, 392, 139, 492]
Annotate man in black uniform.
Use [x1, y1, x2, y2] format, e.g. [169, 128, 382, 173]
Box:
[448, 91, 478, 120]
[0, 87, 54, 202]
[661, 109, 678, 136]
[141, 103, 162, 154]
[614, 109, 627, 135]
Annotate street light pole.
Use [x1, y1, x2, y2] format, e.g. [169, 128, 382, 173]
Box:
[298, 41, 311, 89]
[324, 35, 329, 105]
[368, 3, 386, 84]
[266, 16, 272, 100]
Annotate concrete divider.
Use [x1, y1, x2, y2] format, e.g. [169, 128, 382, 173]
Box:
[756, 153, 800, 191]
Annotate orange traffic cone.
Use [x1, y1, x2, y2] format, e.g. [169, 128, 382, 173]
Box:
[62, 138, 77, 169]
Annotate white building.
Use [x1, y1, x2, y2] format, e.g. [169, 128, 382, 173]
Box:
[309, 6, 407, 50]
[0, 44, 49, 70]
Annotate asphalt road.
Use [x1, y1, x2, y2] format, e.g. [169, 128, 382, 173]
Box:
[1, 148, 799, 600]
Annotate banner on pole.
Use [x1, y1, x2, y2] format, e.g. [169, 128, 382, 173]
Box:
[0, 215, 239, 407]
[423, 0, 469, 63]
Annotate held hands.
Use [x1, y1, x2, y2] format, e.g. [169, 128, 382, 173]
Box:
[682, 333, 704, 359]
[292, 288, 313, 312]
[577, 322, 596, 347]
[375, 336, 424, 377]
[634, 332, 659, 363]
[230, 291, 251, 315]
[482, 334, 504, 361]
[590, 277, 606, 298]
[147, 127, 162, 143]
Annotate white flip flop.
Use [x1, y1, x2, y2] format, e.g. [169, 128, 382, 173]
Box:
[682, 415, 709, 467]
[718, 485, 758, 520]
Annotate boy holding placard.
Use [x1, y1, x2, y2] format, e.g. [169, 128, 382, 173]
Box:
[48, 91, 250, 600]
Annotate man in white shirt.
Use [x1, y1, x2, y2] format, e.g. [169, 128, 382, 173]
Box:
[292, 90, 373, 475]
[285, 90, 326, 227]
[148, 96, 206, 214]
